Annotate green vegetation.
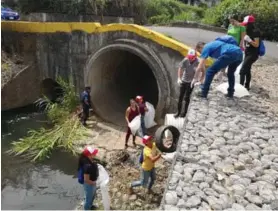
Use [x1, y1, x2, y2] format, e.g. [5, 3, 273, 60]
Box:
[146, 0, 204, 24]
[8, 77, 87, 161]
[202, 0, 278, 41]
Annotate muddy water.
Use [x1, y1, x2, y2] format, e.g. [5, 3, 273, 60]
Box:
[1, 110, 83, 210]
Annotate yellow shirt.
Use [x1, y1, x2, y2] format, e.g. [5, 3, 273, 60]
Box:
[142, 143, 157, 171]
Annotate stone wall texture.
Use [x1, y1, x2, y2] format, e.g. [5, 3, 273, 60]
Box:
[161, 82, 278, 210]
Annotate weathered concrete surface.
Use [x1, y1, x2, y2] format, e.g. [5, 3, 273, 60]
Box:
[2, 22, 203, 125]
[1, 65, 41, 110]
[161, 82, 278, 210]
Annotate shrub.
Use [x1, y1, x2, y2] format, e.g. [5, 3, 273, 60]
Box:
[146, 0, 204, 24]
[202, 0, 278, 41]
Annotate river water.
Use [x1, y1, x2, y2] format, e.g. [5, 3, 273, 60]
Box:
[1, 109, 83, 210]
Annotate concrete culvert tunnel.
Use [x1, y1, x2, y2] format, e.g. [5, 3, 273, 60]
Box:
[87, 48, 161, 126]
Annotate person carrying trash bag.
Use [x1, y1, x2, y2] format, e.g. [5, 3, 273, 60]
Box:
[129, 135, 161, 194]
[135, 96, 148, 136]
[174, 42, 205, 118]
[77, 146, 99, 210]
[193, 36, 243, 99]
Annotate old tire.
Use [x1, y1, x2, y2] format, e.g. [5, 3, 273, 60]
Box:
[154, 125, 180, 153]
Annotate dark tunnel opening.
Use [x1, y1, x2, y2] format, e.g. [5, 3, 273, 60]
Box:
[41, 78, 64, 103]
[89, 49, 159, 126]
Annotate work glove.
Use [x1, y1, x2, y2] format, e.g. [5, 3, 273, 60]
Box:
[177, 78, 182, 86]
[244, 35, 252, 43]
[191, 79, 197, 88]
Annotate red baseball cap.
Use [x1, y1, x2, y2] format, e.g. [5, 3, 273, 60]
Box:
[142, 135, 152, 145]
[187, 49, 197, 62]
[136, 96, 143, 102]
[241, 15, 255, 26]
[83, 146, 98, 157]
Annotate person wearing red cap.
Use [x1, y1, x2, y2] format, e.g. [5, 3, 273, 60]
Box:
[77, 146, 99, 210]
[175, 42, 205, 118]
[129, 135, 161, 194]
[125, 99, 139, 148]
[239, 15, 261, 90]
[135, 96, 148, 135]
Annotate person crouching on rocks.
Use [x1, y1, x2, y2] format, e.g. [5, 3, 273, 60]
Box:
[129, 135, 161, 194]
[135, 96, 148, 136]
[175, 42, 205, 118]
[77, 146, 99, 210]
[125, 99, 139, 148]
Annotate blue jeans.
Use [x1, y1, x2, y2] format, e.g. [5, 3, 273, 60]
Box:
[131, 168, 156, 190]
[83, 183, 97, 210]
[202, 50, 243, 97]
[140, 115, 147, 135]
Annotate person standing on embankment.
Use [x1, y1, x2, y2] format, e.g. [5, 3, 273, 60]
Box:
[129, 135, 161, 194]
[174, 42, 205, 118]
[239, 15, 261, 91]
[80, 86, 92, 126]
[125, 99, 139, 148]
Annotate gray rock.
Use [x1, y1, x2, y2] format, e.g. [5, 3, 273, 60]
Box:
[204, 175, 215, 184]
[235, 195, 249, 206]
[245, 203, 262, 210]
[188, 145, 198, 152]
[219, 194, 232, 209]
[185, 196, 201, 208]
[222, 165, 235, 174]
[183, 171, 193, 182]
[271, 200, 278, 210]
[164, 205, 180, 210]
[206, 195, 223, 210]
[199, 182, 210, 190]
[234, 161, 245, 170]
[232, 203, 246, 210]
[174, 163, 184, 174]
[236, 178, 251, 187]
[192, 171, 206, 182]
[238, 170, 256, 180]
[224, 132, 234, 140]
[203, 188, 219, 197]
[246, 194, 263, 205]
[259, 187, 276, 203]
[212, 182, 228, 194]
[247, 183, 258, 195]
[177, 199, 186, 208]
[211, 137, 226, 148]
[231, 184, 246, 196]
[165, 191, 178, 205]
[262, 204, 272, 210]
[176, 186, 183, 197]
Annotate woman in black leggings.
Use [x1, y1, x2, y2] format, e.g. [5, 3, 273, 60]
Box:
[240, 15, 261, 90]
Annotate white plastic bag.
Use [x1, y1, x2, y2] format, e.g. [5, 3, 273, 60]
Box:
[97, 164, 110, 210]
[97, 164, 109, 187]
[128, 115, 141, 136]
[162, 152, 177, 163]
[144, 102, 157, 129]
[216, 82, 250, 98]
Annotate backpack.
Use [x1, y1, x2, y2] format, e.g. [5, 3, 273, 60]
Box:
[78, 166, 84, 184]
[259, 40, 266, 56]
[215, 35, 238, 46]
[139, 149, 144, 164]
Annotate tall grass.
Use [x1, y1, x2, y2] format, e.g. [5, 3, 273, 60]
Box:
[8, 77, 87, 161]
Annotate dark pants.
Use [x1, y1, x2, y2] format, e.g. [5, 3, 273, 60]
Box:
[82, 106, 89, 125]
[240, 53, 258, 90]
[125, 127, 136, 145]
[177, 82, 193, 115]
[202, 50, 243, 97]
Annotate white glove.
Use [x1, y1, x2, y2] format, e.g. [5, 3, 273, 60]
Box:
[177, 78, 182, 85]
[191, 79, 197, 88]
[244, 35, 252, 43]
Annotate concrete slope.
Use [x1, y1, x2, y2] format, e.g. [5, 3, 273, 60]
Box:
[148, 26, 278, 63]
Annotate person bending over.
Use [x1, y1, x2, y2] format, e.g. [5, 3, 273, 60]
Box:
[135, 96, 148, 136]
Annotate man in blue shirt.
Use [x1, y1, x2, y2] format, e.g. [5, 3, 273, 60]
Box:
[81, 86, 92, 126]
[193, 40, 243, 98]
